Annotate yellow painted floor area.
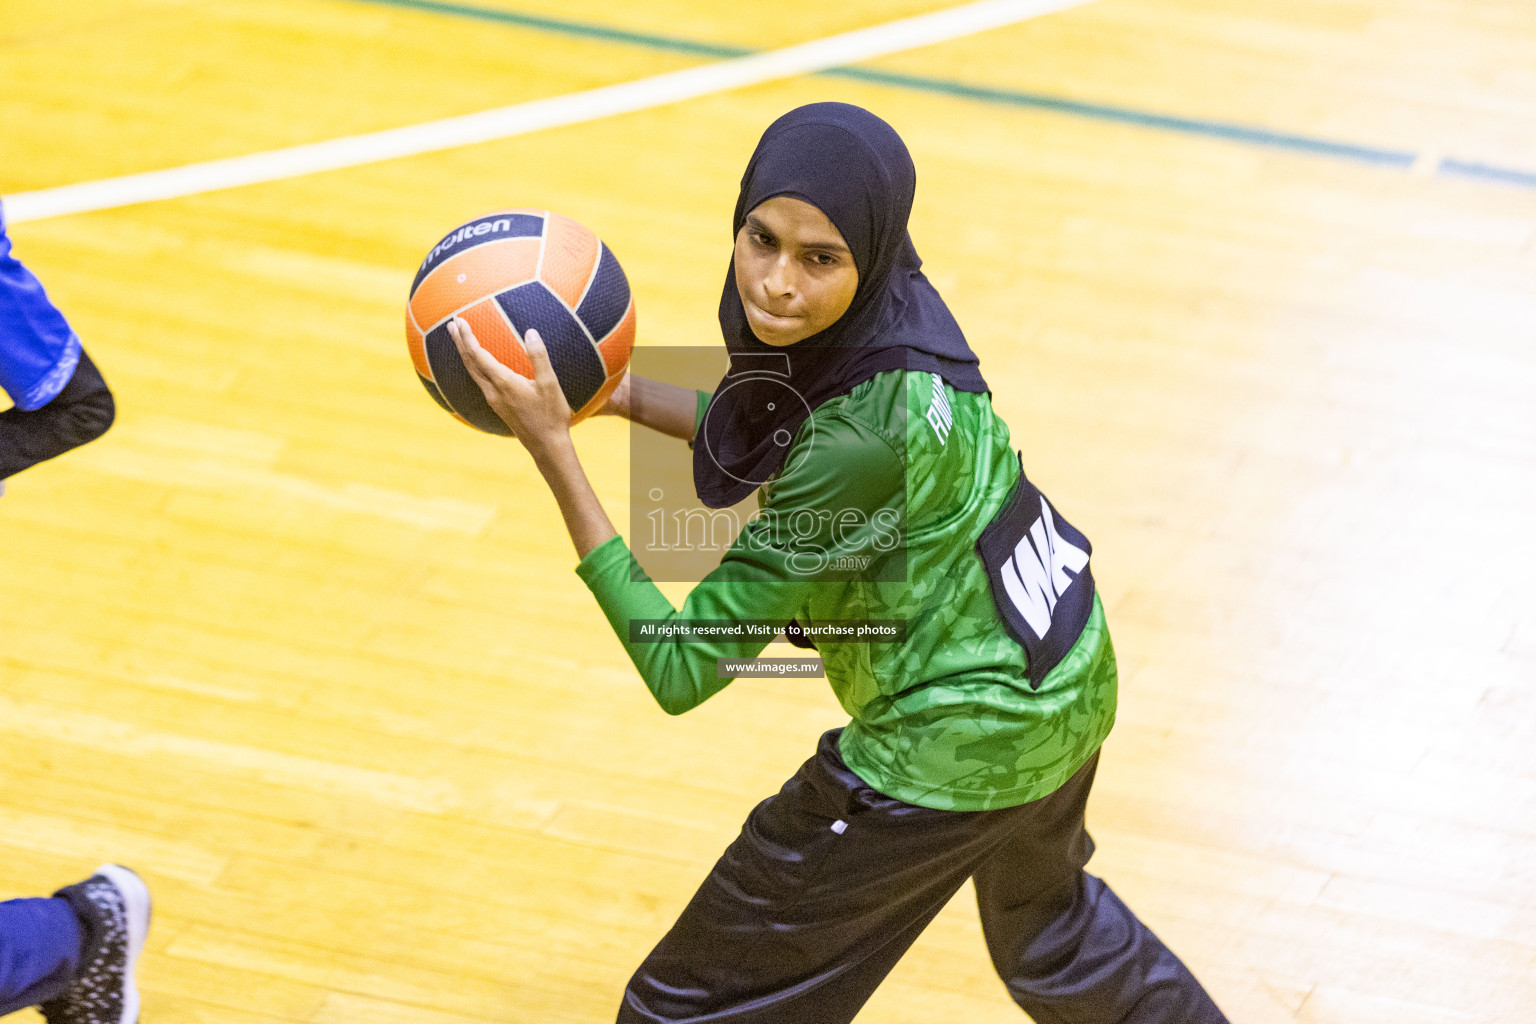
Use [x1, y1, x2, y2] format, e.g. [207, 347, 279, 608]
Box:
[3, 1, 1535, 1022]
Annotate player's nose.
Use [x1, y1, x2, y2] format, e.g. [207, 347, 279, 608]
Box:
[763, 254, 795, 297]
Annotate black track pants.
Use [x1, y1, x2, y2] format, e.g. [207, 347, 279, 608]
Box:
[618, 729, 1227, 1024]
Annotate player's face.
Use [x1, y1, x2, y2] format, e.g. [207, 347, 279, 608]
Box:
[733, 196, 859, 347]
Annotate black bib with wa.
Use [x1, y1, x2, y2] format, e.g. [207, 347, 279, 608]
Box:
[975, 455, 1095, 688]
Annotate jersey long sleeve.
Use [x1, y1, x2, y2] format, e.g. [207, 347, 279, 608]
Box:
[1, 203, 81, 410]
[575, 403, 907, 716]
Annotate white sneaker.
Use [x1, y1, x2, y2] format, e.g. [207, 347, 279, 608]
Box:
[41, 865, 152, 1024]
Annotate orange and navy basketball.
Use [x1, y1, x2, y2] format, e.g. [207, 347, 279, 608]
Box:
[406, 209, 635, 433]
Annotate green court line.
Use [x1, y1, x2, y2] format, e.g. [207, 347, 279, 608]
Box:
[350, 0, 1533, 189]
[353, 0, 750, 58]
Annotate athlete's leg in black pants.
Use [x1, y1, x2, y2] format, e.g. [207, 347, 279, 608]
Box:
[972, 755, 1222, 1024]
[0, 347, 114, 480]
[617, 729, 1226, 1024]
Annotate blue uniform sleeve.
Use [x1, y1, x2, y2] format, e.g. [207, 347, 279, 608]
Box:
[0, 201, 82, 410]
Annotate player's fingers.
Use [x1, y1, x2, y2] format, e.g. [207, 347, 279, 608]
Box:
[522, 330, 572, 418]
[447, 318, 487, 377]
[450, 318, 513, 389]
[449, 319, 510, 405]
[449, 318, 489, 370]
[523, 329, 559, 386]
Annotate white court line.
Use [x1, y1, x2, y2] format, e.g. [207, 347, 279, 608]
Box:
[4, 0, 1093, 224]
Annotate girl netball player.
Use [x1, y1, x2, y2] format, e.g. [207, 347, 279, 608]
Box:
[450, 102, 1227, 1023]
[1, 199, 146, 1024]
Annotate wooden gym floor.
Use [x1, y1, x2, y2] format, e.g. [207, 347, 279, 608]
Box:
[2, 1, 1533, 1021]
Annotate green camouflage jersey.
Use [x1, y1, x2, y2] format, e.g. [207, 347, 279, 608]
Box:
[575, 369, 1116, 810]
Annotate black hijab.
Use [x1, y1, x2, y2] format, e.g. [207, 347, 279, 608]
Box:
[693, 102, 989, 509]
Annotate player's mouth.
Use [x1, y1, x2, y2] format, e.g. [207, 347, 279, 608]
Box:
[745, 299, 800, 331]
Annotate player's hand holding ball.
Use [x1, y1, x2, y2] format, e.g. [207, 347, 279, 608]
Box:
[448, 319, 571, 460]
[406, 208, 634, 435]
[590, 369, 632, 418]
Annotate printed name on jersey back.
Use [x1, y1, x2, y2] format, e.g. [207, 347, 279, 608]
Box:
[1000, 498, 1089, 639]
[924, 373, 954, 444]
